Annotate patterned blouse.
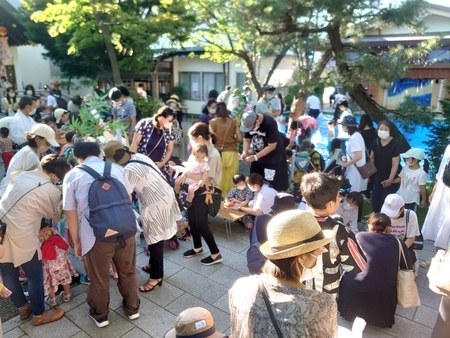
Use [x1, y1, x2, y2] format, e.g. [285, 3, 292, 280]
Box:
[134, 118, 175, 177]
[226, 186, 253, 202]
[229, 274, 337, 338]
[0, 137, 13, 153]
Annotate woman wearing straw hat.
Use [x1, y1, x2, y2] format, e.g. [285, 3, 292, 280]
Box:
[229, 210, 337, 338]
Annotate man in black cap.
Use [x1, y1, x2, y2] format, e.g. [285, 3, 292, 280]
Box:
[255, 85, 280, 118]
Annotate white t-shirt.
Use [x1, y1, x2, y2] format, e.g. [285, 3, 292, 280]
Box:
[306, 95, 321, 110]
[390, 210, 421, 240]
[397, 166, 427, 205]
[9, 110, 36, 145]
[249, 184, 278, 214]
[334, 93, 345, 104]
[344, 131, 368, 192]
[269, 97, 282, 111]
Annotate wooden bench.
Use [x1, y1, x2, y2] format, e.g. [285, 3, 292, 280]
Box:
[216, 202, 246, 239]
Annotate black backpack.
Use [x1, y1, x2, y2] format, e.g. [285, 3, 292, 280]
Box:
[79, 162, 136, 246]
[51, 94, 68, 110]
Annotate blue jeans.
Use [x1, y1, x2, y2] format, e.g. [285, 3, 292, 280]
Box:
[0, 251, 45, 316]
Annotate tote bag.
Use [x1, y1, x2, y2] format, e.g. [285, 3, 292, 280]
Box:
[427, 249, 450, 297]
[396, 239, 421, 308]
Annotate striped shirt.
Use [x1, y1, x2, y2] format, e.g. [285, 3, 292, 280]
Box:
[62, 156, 133, 256]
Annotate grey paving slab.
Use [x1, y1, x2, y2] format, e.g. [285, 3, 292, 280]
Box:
[120, 297, 175, 338]
[138, 276, 185, 308]
[107, 278, 131, 311]
[120, 327, 152, 338]
[3, 327, 26, 338]
[135, 253, 183, 280]
[163, 248, 222, 278]
[337, 317, 396, 338]
[215, 246, 249, 275]
[212, 293, 230, 315]
[395, 304, 416, 320]
[166, 269, 228, 304]
[418, 285, 442, 310]
[415, 271, 428, 288]
[59, 292, 87, 312]
[165, 293, 230, 333]
[20, 316, 80, 338]
[414, 305, 439, 329]
[69, 332, 91, 338]
[210, 228, 250, 254]
[2, 316, 28, 335]
[65, 303, 135, 338]
[208, 266, 247, 289]
[376, 315, 433, 337]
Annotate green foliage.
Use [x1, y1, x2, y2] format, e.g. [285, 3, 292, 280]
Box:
[68, 93, 125, 140]
[131, 94, 162, 118]
[426, 86, 450, 180]
[172, 83, 186, 103]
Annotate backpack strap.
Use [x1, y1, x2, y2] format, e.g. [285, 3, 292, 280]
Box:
[78, 164, 102, 179]
[103, 162, 112, 178]
[404, 209, 410, 241]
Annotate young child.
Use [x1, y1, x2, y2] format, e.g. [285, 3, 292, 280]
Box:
[393, 148, 427, 212]
[225, 174, 254, 229]
[39, 222, 78, 306]
[0, 127, 14, 171]
[175, 144, 210, 209]
[301, 172, 366, 295]
[336, 191, 363, 234]
[327, 120, 335, 151]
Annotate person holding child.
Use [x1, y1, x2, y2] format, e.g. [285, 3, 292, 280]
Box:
[225, 174, 254, 229]
[0, 154, 69, 326]
[175, 144, 210, 209]
[301, 172, 366, 295]
[336, 191, 363, 234]
[394, 148, 427, 211]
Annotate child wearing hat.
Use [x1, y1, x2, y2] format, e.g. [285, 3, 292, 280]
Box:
[392, 148, 427, 212]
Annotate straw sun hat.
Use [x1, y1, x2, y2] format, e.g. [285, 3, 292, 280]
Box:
[260, 210, 334, 260]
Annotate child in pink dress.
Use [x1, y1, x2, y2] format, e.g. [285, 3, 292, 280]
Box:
[39, 224, 78, 306]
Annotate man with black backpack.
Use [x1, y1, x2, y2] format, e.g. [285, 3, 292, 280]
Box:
[63, 141, 140, 328]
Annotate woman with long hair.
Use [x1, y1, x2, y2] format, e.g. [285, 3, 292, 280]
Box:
[199, 99, 217, 125]
[209, 102, 242, 195]
[1, 86, 18, 116]
[130, 106, 175, 180]
[181, 122, 223, 266]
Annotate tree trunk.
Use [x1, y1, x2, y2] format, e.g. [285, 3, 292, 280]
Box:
[239, 51, 263, 98]
[102, 24, 123, 86]
[326, 25, 410, 151]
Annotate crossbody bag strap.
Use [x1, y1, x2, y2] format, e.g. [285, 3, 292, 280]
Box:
[258, 278, 283, 338]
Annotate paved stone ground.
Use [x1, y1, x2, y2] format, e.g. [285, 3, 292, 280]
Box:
[0, 216, 441, 338]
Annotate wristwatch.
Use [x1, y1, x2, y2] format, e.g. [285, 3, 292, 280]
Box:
[238, 206, 242, 211]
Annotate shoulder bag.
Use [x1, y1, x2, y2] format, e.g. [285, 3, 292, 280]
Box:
[354, 150, 377, 179]
[396, 238, 421, 308]
[258, 278, 284, 338]
[427, 249, 450, 297]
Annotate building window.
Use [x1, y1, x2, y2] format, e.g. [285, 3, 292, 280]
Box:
[203, 73, 223, 100]
[179, 72, 201, 100]
[236, 72, 246, 89]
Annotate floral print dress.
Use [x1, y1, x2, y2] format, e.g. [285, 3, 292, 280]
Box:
[134, 118, 175, 179]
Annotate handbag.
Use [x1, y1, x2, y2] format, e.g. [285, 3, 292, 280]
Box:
[427, 249, 450, 297]
[258, 278, 284, 338]
[404, 209, 423, 250]
[354, 158, 377, 179]
[204, 186, 222, 217]
[396, 238, 421, 308]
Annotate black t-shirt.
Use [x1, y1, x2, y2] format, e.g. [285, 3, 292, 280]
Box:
[244, 115, 284, 164]
[371, 138, 401, 181]
[360, 128, 377, 152]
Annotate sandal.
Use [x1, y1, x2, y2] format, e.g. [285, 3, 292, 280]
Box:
[44, 295, 57, 307]
[59, 291, 71, 303]
[139, 278, 163, 293]
[141, 264, 151, 274]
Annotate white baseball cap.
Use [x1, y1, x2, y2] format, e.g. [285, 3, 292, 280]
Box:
[400, 148, 424, 161]
[381, 194, 405, 218]
[30, 124, 59, 147]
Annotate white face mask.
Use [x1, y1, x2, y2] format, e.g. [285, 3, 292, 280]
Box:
[26, 90, 33, 95]
[8, 93, 15, 98]
[266, 94, 273, 100]
[209, 108, 216, 114]
[300, 253, 323, 282]
[342, 126, 349, 133]
[406, 160, 414, 167]
[237, 185, 246, 190]
[342, 199, 355, 211]
[378, 130, 390, 140]
[29, 108, 36, 116]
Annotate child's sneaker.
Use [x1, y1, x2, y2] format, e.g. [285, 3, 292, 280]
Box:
[80, 275, 91, 285]
[59, 291, 71, 303]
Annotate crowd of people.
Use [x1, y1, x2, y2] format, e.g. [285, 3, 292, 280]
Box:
[0, 78, 448, 338]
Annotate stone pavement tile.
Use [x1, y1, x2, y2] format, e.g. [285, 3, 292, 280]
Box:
[20, 316, 80, 338]
[208, 266, 246, 289]
[165, 293, 230, 333]
[414, 305, 439, 329]
[65, 304, 135, 338]
[120, 327, 152, 338]
[163, 248, 222, 278]
[210, 229, 249, 254]
[418, 286, 442, 310]
[107, 278, 129, 311]
[212, 293, 230, 315]
[138, 277, 185, 308]
[2, 316, 30, 335]
[376, 315, 432, 337]
[135, 253, 183, 280]
[395, 304, 417, 320]
[337, 317, 395, 338]
[415, 271, 428, 288]
[59, 292, 87, 312]
[3, 327, 26, 338]
[69, 332, 90, 338]
[166, 269, 228, 304]
[119, 297, 175, 338]
[216, 246, 249, 275]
